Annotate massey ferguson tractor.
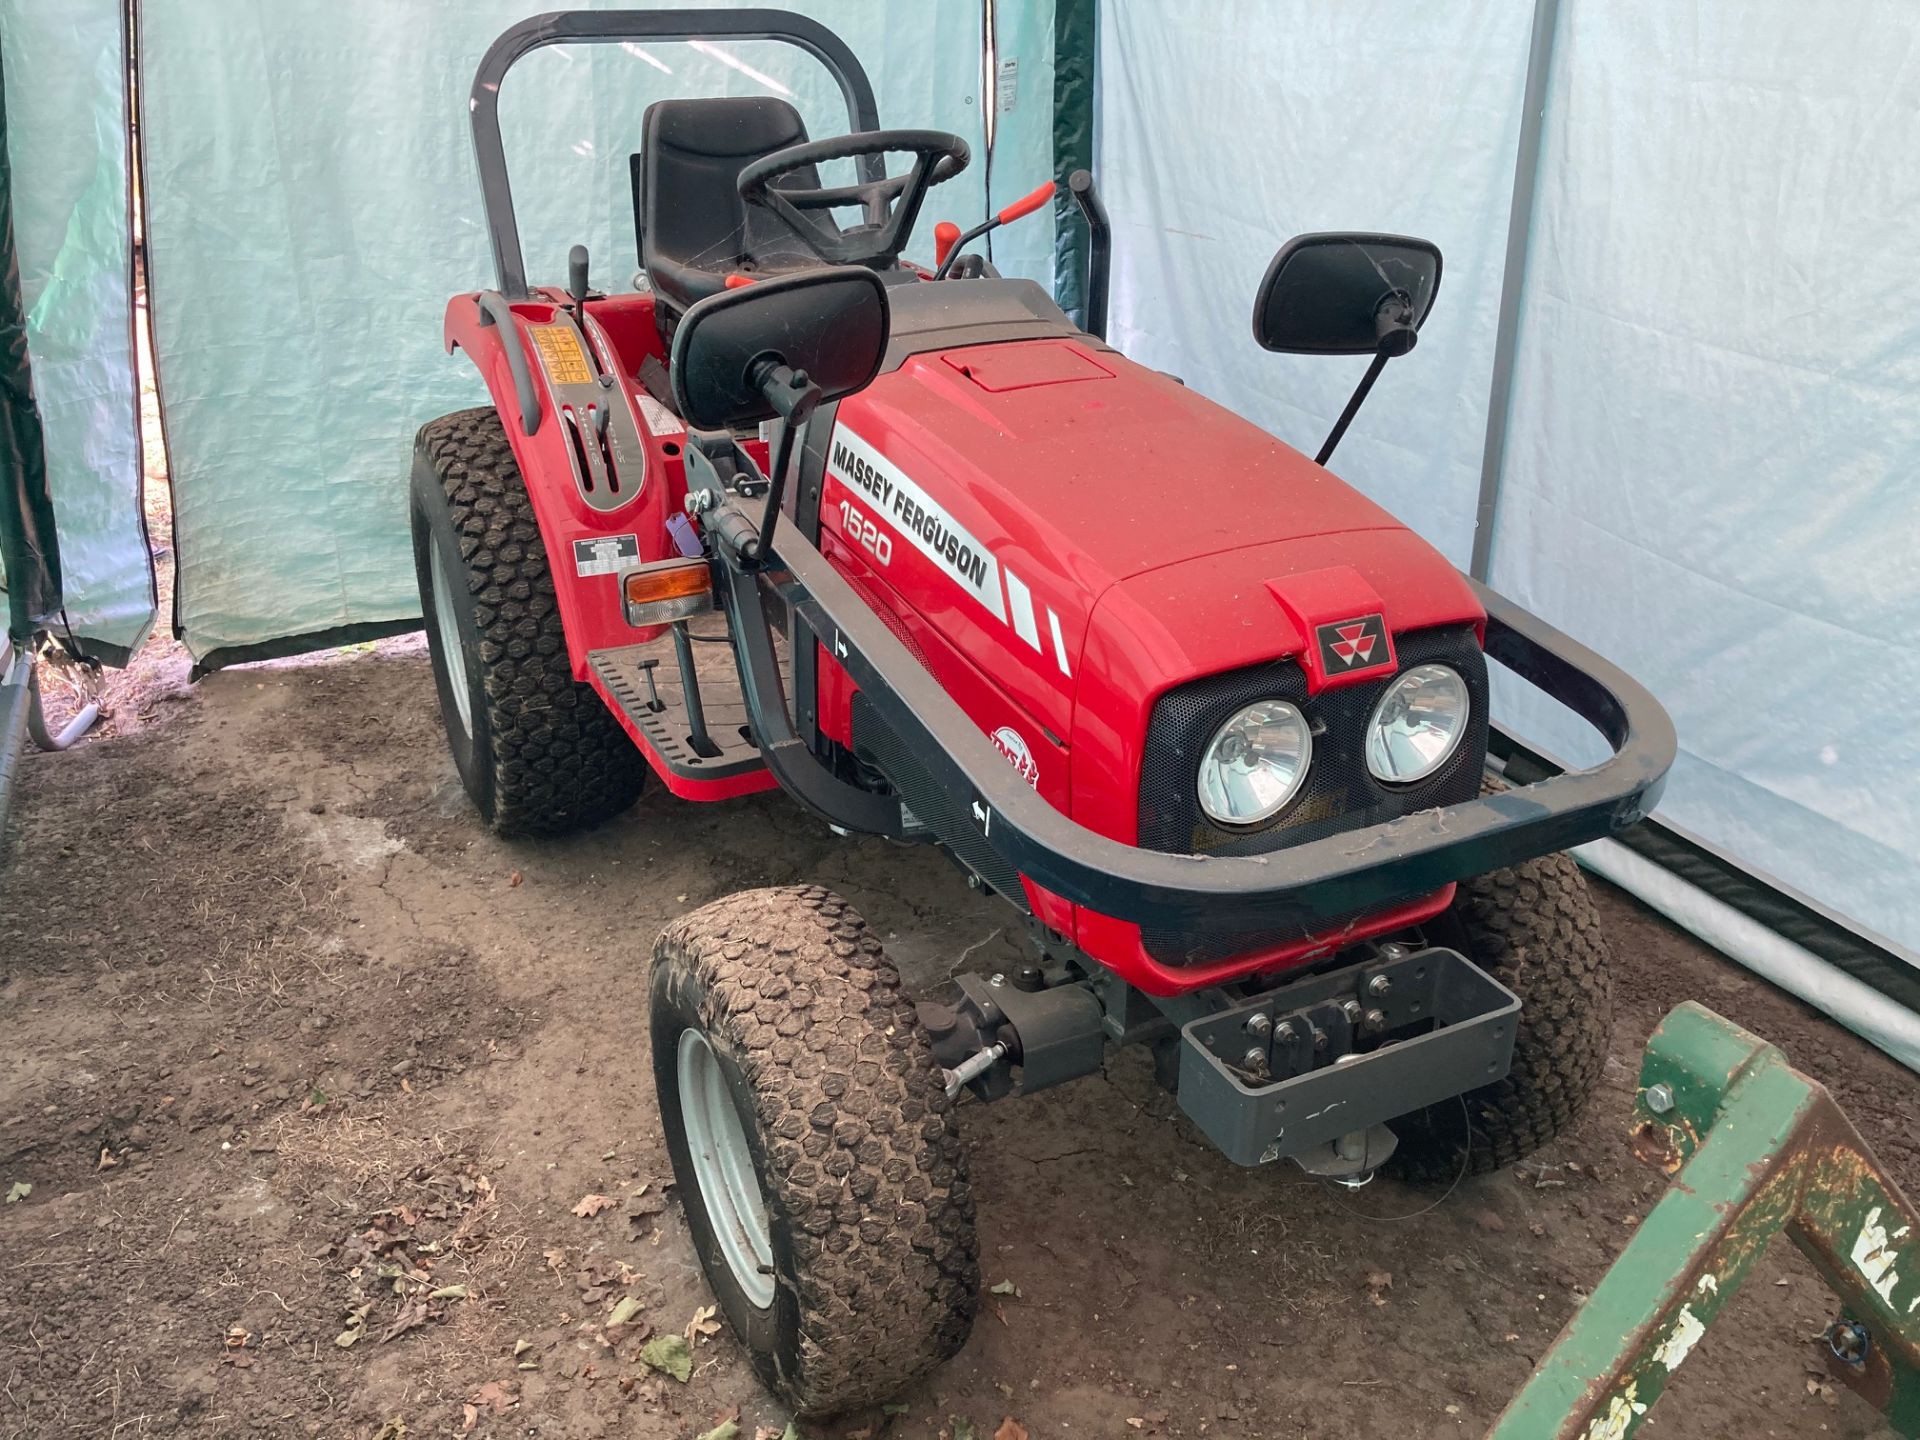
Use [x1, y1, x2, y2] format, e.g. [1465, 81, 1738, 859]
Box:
[410, 10, 1675, 1416]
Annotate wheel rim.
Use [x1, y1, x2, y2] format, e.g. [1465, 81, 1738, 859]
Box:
[677, 1027, 776, 1308]
[427, 538, 473, 736]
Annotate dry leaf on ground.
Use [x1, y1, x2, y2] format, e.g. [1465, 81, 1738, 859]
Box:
[572, 1193, 617, 1218]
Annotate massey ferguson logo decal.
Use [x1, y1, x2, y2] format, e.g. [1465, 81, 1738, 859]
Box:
[825, 425, 1074, 678]
[1316, 614, 1392, 675]
[990, 726, 1041, 787]
[828, 428, 1005, 620]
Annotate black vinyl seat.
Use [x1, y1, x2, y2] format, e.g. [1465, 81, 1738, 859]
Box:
[633, 97, 832, 336]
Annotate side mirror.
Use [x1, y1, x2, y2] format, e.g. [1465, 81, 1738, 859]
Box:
[670, 268, 890, 432]
[1253, 232, 1442, 356]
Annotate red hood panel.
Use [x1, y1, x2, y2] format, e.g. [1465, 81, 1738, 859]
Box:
[821, 337, 1471, 743]
[837, 339, 1405, 588]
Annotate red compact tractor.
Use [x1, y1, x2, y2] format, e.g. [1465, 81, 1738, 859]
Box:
[412, 10, 1675, 1415]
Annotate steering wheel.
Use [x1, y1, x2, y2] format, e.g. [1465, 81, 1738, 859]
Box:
[737, 129, 970, 269]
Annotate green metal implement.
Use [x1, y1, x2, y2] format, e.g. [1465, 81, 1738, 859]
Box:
[1489, 1001, 1920, 1439]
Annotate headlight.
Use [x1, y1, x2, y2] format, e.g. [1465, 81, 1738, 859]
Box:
[1366, 664, 1470, 783]
[1197, 700, 1313, 826]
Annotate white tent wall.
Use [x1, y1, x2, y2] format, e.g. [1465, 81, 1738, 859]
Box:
[1095, 0, 1536, 567]
[0, 0, 152, 661]
[138, 0, 1061, 664]
[1485, 2, 1920, 967]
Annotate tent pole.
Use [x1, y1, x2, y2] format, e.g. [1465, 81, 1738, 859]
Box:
[1468, 0, 1563, 580]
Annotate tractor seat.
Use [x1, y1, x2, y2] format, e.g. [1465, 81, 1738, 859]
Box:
[633, 97, 831, 336]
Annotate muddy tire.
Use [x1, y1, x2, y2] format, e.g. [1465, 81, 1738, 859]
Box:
[1389, 848, 1614, 1181]
[409, 407, 645, 836]
[649, 886, 979, 1416]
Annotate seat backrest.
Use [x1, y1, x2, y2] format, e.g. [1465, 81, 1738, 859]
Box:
[635, 97, 821, 298]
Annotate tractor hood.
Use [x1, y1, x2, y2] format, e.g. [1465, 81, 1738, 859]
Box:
[820, 331, 1477, 741]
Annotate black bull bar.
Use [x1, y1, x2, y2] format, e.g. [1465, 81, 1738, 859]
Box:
[704, 490, 1677, 940]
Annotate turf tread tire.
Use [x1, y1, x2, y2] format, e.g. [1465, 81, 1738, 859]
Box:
[411, 407, 644, 836]
[1390, 844, 1614, 1182]
[650, 885, 979, 1416]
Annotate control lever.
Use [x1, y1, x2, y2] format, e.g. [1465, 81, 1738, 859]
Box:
[568, 244, 590, 311]
[931, 180, 1056, 281]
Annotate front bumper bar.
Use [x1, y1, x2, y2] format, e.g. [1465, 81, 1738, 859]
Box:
[708, 491, 1676, 939]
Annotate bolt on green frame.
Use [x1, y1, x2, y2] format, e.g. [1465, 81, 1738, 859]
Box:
[1489, 1001, 1920, 1439]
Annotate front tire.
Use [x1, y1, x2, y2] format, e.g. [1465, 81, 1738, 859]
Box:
[1389, 848, 1614, 1181]
[410, 407, 645, 836]
[650, 886, 979, 1416]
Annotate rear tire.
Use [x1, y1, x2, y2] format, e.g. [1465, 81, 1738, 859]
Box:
[410, 407, 645, 836]
[650, 886, 979, 1416]
[1389, 847, 1614, 1181]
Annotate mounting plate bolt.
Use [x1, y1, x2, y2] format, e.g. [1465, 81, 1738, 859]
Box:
[1246, 1013, 1273, 1038]
[988, 972, 1006, 988]
[1367, 974, 1392, 997]
[1241, 1047, 1266, 1071]
[1341, 999, 1363, 1025]
[1365, 1008, 1387, 1031]
[1645, 1082, 1675, 1114]
[1274, 1021, 1297, 1045]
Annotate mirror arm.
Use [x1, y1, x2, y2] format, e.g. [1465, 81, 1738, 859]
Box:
[1314, 294, 1419, 467]
[1314, 349, 1390, 467]
[746, 359, 824, 564]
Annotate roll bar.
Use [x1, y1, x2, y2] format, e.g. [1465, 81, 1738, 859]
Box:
[469, 10, 884, 298]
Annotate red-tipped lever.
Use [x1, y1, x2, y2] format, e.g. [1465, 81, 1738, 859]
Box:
[933, 221, 962, 272]
[996, 181, 1056, 226]
[932, 179, 1058, 280]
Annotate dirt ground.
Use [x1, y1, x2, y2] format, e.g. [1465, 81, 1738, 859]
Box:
[3, 646, 1915, 1440]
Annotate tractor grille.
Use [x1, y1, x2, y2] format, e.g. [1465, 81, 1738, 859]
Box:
[1137, 624, 1488, 967]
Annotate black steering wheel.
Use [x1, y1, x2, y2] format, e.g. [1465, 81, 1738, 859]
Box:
[737, 129, 970, 269]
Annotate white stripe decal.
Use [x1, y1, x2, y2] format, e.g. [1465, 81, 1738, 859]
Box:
[1047, 608, 1072, 677]
[826, 425, 1006, 622]
[1004, 569, 1042, 650]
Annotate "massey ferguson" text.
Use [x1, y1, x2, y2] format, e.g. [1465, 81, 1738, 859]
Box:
[833, 441, 989, 590]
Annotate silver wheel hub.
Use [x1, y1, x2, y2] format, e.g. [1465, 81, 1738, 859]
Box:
[677, 1027, 775, 1309]
[427, 539, 473, 736]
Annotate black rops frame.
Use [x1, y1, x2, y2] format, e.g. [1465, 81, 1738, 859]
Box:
[469, 9, 886, 300]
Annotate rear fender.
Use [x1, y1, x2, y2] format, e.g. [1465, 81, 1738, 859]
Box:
[442, 292, 676, 674]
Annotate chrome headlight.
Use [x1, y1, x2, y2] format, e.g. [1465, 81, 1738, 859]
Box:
[1197, 700, 1313, 826]
[1366, 664, 1470, 783]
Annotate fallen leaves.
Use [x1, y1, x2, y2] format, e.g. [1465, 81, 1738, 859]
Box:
[607, 1295, 645, 1328]
[989, 1280, 1021, 1298]
[994, 1420, 1029, 1440]
[471, 1378, 520, 1415]
[1363, 1270, 1393, 1307]
[3, 1181, 29, 1205]
[638, 1332, 693, 1382]
[684, 1304, 721, 1344]
[380, 1300, 431, 1344]
[335, 1302, 373, 1348]
[572, 1193, 618, 1219]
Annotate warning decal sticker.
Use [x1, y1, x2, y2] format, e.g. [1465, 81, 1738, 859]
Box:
[573, 533, 639, 577]
[530, 324, 594, 386]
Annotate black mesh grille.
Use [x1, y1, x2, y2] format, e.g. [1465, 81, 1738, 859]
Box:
[1137, 625, 1488, 967]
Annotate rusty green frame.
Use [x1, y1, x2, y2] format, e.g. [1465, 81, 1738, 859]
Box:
[1489, 1002, 1920, 1438]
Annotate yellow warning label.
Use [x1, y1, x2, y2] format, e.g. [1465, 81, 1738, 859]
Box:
[529, 324, 593, 386]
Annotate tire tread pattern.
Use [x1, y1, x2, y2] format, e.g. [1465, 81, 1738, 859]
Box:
[415, 407, 645, 835]
[653, 885, 979, 1414]
[1393, 843, 1614, 1181]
